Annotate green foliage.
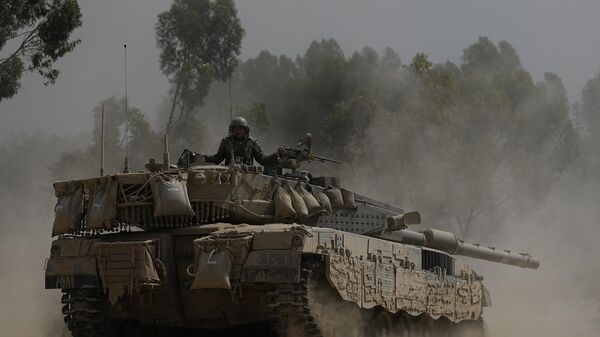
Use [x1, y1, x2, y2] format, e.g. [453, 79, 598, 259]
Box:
[203, 36, 580, 239]
[235, 102, 270, 136]
[155, 0, 244, 134]
[0, 0, 82, 100]
[580, 71, 600, 138]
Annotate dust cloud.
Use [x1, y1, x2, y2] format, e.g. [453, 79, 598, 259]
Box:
[1, 2, 599, 335]
[480, 176, 600, 337]
[0, 119, 598, 337]
[0, 134, 83, 337]
[314, 173, 600, 337]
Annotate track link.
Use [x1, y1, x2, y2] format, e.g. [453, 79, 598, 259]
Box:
[265, 259, 486, 337]
[62, 288, 113, 337]
[266, 260, 324, 337]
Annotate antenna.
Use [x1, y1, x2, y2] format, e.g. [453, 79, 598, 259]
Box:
[163, 134, 170, 169]
[228, 76, 234, 166]
[100, 104, 105, 176]
[123, 43, 129, 173]
[228, 76, 233, 121]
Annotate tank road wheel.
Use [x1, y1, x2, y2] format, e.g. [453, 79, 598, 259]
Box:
[413, 314, 435, 337]
[373, 310, 393, 337]
[62, 288, 118, 337]
[452, 317, 486, 337]
[433, 317, 453, 337]
[392, 312, 416, 337]
[365, 310, 416, 337]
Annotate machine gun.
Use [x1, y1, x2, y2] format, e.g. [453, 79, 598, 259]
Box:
[276, 133, 342, 171]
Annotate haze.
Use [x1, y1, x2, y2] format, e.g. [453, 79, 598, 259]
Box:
[1, 0, 600, 140]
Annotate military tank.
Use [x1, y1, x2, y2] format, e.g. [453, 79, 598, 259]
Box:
[45, 133, 539, 337]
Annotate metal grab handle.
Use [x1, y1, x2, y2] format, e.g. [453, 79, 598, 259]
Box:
[206, 249, 217, 264]
[154, 258, 167, 278]
[186, 264, 197, 277]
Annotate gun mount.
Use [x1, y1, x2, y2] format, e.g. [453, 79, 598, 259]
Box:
[275, 133, 342, 172]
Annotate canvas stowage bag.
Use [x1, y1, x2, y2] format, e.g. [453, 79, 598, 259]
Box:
[52, 186, 84, 236]
[274, 185, 296, 222]
[296, 184, 323, 216]
[324, 188, 345, 209]
[87, 178, 118, 230]
[150, 175, 195, 217]
[341, 188, 358, 209]
[190, 248, 233, 290]
[286, 184, 308, 221]
[313, 189, 332, 214]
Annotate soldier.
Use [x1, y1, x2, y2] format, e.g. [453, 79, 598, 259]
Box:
[203, 116, 281, 166]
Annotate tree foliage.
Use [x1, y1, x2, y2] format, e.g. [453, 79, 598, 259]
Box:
[51, 97, 161, 180]
[202, 36, 580, 239]
[0, 0, 82, 100]
[155, 0, 244, 134]
[574, 70, 600, 180]
[47, 32, 583, 241]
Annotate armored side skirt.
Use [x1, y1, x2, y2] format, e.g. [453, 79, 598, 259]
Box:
[45, 224, 486, 329]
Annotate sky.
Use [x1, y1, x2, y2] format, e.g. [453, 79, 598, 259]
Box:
[1, 0, 600, 141]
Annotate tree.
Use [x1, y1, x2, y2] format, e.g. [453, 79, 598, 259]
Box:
[155, 0, 244, 134]
[51, 97, 160, 180]
[235, 102, 270, 138]
[201, 37, 580, 239]
[0, 0, 82, 100]
[575, 71, 600, 180]
[580, 71, 600, 138]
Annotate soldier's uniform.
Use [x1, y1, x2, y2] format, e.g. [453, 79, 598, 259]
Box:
[203, 136, 279, 166]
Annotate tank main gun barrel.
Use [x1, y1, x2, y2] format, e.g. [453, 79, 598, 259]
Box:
[382, 228, 539, 269]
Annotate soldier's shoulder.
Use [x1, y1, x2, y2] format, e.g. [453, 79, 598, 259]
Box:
[248, 136, 260, 144]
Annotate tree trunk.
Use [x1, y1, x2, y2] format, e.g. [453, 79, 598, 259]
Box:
[166, 80, 182, 134]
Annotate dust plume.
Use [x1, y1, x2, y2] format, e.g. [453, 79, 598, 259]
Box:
[0, 133, 85, 337]
[480, 176, 600, 337]
[1, 16, 599, 337]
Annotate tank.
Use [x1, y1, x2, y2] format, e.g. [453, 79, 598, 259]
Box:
[45, 133, 539, 337]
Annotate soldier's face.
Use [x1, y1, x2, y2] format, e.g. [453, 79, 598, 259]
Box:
[232, 126, 246, 139]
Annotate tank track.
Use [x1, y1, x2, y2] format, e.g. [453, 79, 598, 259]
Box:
[266, 259, 486, 337]
[59, 265, 484, 337]
[61, 288, 114, 337]
[266, 260, 324, 337]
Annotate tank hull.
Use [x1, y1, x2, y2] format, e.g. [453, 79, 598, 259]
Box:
[46, 224, 487, 336]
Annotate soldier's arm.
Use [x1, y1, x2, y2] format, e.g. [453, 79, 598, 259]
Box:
[252, 139, 279, 167]
[203, 139, 227, 164]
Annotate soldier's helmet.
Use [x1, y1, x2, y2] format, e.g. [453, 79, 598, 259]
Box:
[229, 116, 250, 134]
